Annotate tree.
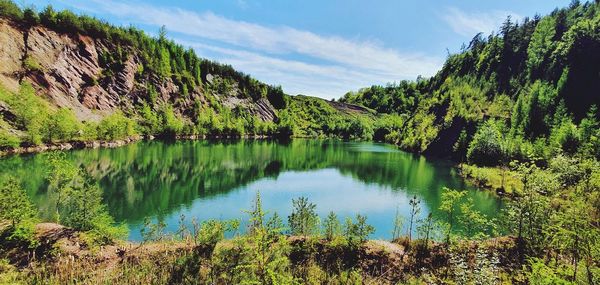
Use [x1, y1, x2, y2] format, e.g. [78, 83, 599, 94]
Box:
[288, 197, 319, 236]
[322, 211, 341, 241]
[548, 198, 599, 283]
[247, 191, 266, 233]
[0, 176, 38, 247]
[44, 108, 81, 142]
[579, 105, 598, 157]
[458, 197, 489, 238]
[407, 195, 421, 242]
[438, 187, 466, 243]
[467, 120, 505, 166]
[97, 111, 137, 140]
[0, 176, 36, 227]
[344, 214, 374, 247]
[267, 85, 287, 109]
[417, 213, 435, 249]
[503, 162, 553, 256]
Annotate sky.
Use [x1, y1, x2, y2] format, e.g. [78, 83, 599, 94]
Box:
[22, 0, 569, 99]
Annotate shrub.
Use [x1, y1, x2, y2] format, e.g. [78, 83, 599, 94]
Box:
[23, 56, 42, 72]
[97, 111, 137, 140]
[0, 129, 20, 149]
[0, 0, 23, 20]
[43, 108, 81, 142]
[467, 120, 505, 166]
[343, 214, 374, 246]
[322, 211, 342, 241]
[0, 176, 38, 248]
[288, 197, 319, 236]
[551, 120, 580, 155]
[159, 105, 184, 137]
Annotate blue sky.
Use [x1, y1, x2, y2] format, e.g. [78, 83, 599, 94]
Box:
[23, 0, 569, 99]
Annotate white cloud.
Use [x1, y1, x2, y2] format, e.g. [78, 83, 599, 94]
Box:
[59, 0, 444, 98]
[442, 7, 522, 37]
[185, 41, 390, 97]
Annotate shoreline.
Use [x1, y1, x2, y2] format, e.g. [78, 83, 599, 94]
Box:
[0, 134, 276, 157]
[1, 135, 512, 200]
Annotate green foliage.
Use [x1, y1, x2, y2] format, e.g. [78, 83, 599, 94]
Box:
[322, 211, 341, 241]
[527, 258, 574, 285]
[288, 197, 319, 236]
[467, 119, 505, 166]
[140, 218, 166, 243]
[458, 197, 490, 238]
[267, 85, 286, 109]
[3, 83, 50, 145]
[438, 188, 466, 243]
[46, 154, 127, 244]
[0, 176, 37, 227]
[0, 128, 20, 149]
[0, 176, 38, 247]
[23, 56, 42, 72]
[0, 0, 22, 20]
[550, 119, 580, 155]
[195, 219, 237, 247]
[158, 105, 184, 137]
[43, 108, 81, 142]
[343, 214, 374, 247]
[97, 111, 137, 141]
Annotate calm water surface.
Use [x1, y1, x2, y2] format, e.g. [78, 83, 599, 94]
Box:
[0, 139, 503, 241]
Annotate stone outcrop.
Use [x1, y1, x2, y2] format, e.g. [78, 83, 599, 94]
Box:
[0, 18, 279, 125]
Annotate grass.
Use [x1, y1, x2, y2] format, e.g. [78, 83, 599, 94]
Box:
[460, 164, 523, 195]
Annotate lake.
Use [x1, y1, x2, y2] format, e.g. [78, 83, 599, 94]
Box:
[0, 139, 503, 241]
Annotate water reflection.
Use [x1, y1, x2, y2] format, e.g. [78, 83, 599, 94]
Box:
[0, 139, 503, 240]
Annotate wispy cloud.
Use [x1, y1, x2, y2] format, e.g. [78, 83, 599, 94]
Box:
[57, 0, 444, 98]
[442, 7, 521, 37]
[235, 0, 248, 9]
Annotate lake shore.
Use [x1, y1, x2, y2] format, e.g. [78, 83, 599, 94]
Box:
[0, 222, 520, 284]
[0, 134, 276, 157]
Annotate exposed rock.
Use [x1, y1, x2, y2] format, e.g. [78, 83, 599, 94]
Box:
[0, 100, 17, 124]
[0, 19, 279, 124]
[0, 20, 24, 91]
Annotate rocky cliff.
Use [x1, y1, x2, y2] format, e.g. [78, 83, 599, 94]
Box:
[0, 18, 277, 124]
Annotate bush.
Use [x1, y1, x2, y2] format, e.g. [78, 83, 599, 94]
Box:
[0, 176, 38, 248]
[467, 120, 505, 166]
[551, 121, 580, 155]
[343, 214, 374, 246]
[267, 85, 287, 109]
[97, 111, 137, 140]
[43, 108, 81, 142]
[0, 0, 23, 20]
[23, 56, 42, 72]
[160, 106, 184, 137]
[527, 258, 574, 285]
[288, 197, 319, 236]
[0, 129, 20, 149]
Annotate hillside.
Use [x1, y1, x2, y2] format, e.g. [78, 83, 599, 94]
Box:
[341, 1, 600, 165]
[0, 1, 372, 151]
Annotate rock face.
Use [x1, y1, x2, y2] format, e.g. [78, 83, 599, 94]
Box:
[0, 19, 278, 123]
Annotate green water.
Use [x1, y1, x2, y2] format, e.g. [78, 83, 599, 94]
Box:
[0, 139, 503, 241]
